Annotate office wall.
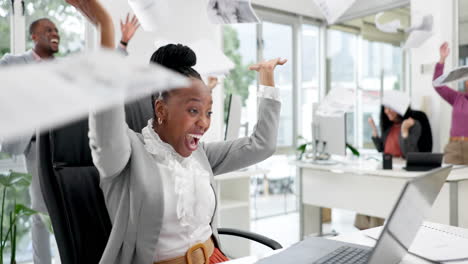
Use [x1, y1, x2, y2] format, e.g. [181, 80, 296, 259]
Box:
[409, 0, 456, 152]
[100, 0, 224, 142]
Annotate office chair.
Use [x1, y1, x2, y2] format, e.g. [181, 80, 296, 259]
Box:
[37, 99, 282, 264]
[410, 110, 433, 152]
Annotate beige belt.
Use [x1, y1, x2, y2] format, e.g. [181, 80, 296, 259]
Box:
[450, 136, 468, 142]
[154, 238, 215, 264]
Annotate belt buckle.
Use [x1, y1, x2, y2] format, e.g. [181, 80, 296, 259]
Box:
[186, 243, 209, 264]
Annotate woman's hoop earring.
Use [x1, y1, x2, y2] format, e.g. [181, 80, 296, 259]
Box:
[158, 117, 163, 125]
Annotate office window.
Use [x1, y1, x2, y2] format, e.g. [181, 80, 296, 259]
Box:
[359, 40, 403, 149]
[300, 24, 320, 142]
[25, 0, 85, 56]
[263, 21, 293, 147]
[327, 29, 357, 146]
[0, 0, 10, 57]
[223, 24, 257, 138]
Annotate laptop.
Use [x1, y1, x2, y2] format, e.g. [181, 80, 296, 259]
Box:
[404, 152, 443, 171]
[257, 166, 452, 264]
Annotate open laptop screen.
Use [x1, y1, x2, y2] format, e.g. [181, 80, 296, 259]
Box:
[367, 166, 452, 263]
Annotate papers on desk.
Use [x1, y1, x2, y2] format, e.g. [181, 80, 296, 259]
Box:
[0, 49, 188, 141]
[433, 65, 468, 86]
[313, 0, 356, 25]
[364, 223, 468, 261]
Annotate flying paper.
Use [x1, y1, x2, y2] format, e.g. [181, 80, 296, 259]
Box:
[127, 0, 170, 32]
[403, 15, 433, 49]
[190, 39, 235, 75]
[433, 65, 468, 87]
[313, 0, 357, 25]
[375, 12, 401, 33]
[0, 49, 188, 141]
[207, 0, 260, 24]
[317, 87, 355, 115]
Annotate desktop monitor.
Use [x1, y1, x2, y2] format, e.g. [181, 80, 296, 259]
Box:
[314, 113, 347, 156]
[224, 94, 242, 141]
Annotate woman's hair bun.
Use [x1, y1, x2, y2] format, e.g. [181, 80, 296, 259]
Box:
[150, 44, 197, 69]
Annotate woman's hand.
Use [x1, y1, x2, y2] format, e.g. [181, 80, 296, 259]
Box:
[120, 13, 140, 44]
[439, 42, 450, 64]
[249, 58, 287, 87]
[401, 117, 415, 138]
[66, 0, 114, 48]
[368, 117, 378, 137]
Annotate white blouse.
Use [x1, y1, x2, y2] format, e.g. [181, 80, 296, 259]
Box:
[142, 122, 215, 262]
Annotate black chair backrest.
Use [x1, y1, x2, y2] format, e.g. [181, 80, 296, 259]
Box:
[410, 110, 433, 152]
[37, 97, 152, 264]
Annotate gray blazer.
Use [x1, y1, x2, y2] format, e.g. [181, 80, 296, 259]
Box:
[88, 96, 281, 264]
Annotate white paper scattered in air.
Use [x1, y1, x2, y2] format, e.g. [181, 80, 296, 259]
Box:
[433, 65, 468, 86]
[375, 12, 401, 33]
[317, 88, 355, 115]
[403, 15, 433, 49]
[206, 0, 260, 24]
[313, 0, 357, 25]
[128, 0, 171, 32]
[0, 49, 188, 141]
[190, 39, 235, 75]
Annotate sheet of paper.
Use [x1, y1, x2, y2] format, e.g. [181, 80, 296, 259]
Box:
[375, 12, 401, 33]
[364, 223, 468, 261]
[406, 14, 433, 33]
[0, 49, 188, 141]
[403, 30, 433, 49]
[128, 0, 168, 32]
[404, 15, 433, 49]
[316, 87, 355, 115]
[190, 39, 235, 75]
[207, 0, 260, 24]
[433, 65, 468, 86]
[313, 0, 357, 25]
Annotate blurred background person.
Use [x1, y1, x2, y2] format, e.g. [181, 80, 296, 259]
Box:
[434, 42, 468, 164]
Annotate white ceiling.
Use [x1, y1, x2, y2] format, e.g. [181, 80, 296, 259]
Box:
[252, 0, 410, 23]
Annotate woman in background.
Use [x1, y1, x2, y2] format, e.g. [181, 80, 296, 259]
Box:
[434, 42, 468, 165]
[368, 90, 432, 159]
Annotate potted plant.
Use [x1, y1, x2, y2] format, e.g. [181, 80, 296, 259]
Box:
[0, 171, 41, 264]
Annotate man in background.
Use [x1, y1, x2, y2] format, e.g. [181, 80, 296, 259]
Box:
[0, 14, 139, 264]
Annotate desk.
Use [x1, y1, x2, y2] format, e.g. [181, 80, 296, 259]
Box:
[296, 159, 468, 238]
[222, 222, 468, 264]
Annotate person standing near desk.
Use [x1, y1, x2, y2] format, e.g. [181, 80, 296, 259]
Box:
[0, 15, 139, 264]
[434, 42, 468, 165]
[368, 90, 426, 159]
[360, 90, 431, 230]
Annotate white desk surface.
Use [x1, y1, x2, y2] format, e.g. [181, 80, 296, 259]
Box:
[294, 159, 468, 182]
[215, 168, 269, 181]
[222, 222, 468, 264]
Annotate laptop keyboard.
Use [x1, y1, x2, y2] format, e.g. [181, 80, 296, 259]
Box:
[314, 246, 371, 264]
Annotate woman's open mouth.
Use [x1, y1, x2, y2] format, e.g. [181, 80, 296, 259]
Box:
[185, 133, 202, 151]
